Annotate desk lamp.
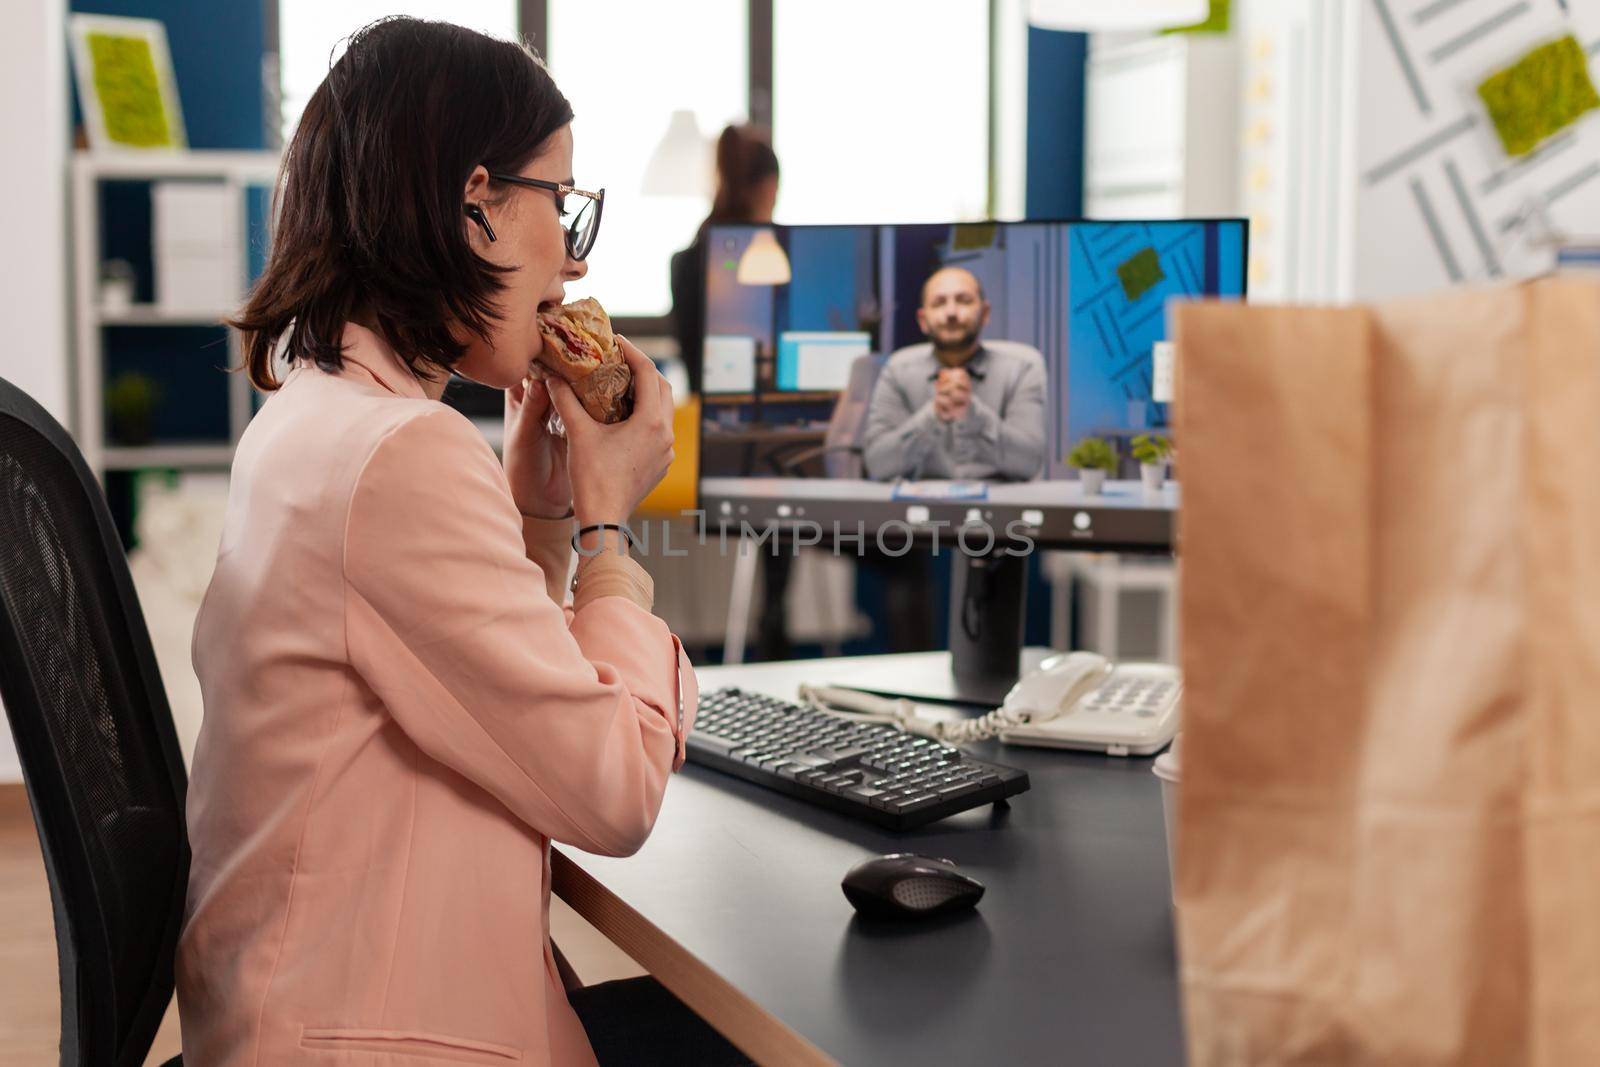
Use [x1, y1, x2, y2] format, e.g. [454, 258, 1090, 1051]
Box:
[641, 110, 712, 197]
[736, 229, 791, 427]
[1027, 0, 1207, 31]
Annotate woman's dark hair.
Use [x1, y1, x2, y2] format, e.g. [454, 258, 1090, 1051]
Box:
[232, 17, 573, 390]
[698, 124, 780, 237]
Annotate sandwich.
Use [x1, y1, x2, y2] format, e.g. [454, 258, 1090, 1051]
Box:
[529, 297, 633, 424]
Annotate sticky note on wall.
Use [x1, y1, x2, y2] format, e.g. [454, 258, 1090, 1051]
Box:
[1477, 35, 1600, 158]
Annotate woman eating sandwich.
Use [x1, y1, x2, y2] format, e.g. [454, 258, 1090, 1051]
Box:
[177, 16, 745, 1066]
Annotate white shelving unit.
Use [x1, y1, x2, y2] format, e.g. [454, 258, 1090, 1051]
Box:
[72, 150, 280, 478]
[1083, 32, 1241, 220]
[98, 306, 239, 328]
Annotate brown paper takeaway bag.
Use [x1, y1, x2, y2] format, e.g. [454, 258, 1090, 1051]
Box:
[1171, 278, 1600, 1065]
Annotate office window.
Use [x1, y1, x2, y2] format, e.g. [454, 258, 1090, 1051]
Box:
[772, 0, 990, 225]
[550, 0, 748, 317]
[278, 1, 517, 142]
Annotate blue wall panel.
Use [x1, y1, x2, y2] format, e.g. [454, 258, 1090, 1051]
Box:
[1024, 27, 1087, 222]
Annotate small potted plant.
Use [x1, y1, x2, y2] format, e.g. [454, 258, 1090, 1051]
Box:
[1066, 437, 1117, 495]
[1131, 432, 1172, 490]
[107, 372, 161, 445]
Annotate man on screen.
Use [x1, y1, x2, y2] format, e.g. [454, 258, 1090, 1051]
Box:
[861, 266, 1046, 482]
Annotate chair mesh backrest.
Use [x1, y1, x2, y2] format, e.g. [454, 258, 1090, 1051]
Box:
[0, 379, 188, 1066]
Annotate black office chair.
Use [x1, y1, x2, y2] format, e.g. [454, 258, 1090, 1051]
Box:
[763, 352, 885, 479]
[0, 377, 187, 1067]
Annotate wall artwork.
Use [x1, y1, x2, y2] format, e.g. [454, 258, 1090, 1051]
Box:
[68, 14, 187, 151]
[1477, 34, 1600, 157]
[1355, 0, 1600, 295]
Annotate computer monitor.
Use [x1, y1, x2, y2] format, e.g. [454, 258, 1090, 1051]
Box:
[697, 218, 1248, 700]
[776, 331, 872, 391]
[703, 335, 759, 394]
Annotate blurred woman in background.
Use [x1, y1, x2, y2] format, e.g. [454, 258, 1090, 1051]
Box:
[669, 126, 795, 661]
[669, 124, 780, 397]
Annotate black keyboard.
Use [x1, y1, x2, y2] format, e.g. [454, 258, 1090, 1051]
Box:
[686, 687, 1031, 830]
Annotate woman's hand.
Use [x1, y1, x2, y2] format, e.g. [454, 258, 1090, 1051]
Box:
[545, 337, 674, 529]
[503, 377, 574, 519]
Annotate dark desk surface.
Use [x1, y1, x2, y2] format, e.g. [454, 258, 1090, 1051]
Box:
[555, 653, 1184, 1066]
[700, 425, 829, 445]
[696, 479, 1178, 552]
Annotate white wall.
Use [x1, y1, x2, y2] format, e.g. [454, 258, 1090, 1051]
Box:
[1241, 0, 1600, 302]
[994, 0, 1031, 219]
[1, 0, 70, 423]
[0, 0, 70, 783]
[1348, 0, 1600, 298]
[1236, 0, 1362, 302]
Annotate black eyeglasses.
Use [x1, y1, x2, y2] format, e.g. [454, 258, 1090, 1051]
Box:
[487, 173, 605, 261]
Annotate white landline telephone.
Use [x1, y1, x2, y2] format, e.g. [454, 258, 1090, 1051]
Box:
[799, 652, 1181, 758]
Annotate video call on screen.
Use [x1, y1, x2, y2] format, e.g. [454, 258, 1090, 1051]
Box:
[699, 219, 1246, 484]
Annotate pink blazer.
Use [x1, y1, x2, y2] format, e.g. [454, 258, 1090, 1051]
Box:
[177, 324, 697, 1066]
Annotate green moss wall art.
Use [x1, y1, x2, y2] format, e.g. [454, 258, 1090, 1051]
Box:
[86, 33, 174, 148]
[1118, 248, 1166, 302]
[1163, 0, 1230, 35]
[1477, 35, 1600, 159]
[68, 14, 188, 151]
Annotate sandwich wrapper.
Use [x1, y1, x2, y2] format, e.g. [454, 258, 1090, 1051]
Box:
[532, 298, 633, 424]
[1172, 278, 1600, 1064]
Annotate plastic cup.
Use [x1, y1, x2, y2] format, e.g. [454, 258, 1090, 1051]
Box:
[1151, 733, 1182, 901]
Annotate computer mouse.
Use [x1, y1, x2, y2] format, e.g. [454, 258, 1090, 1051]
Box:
[841, 853, 985, 920]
